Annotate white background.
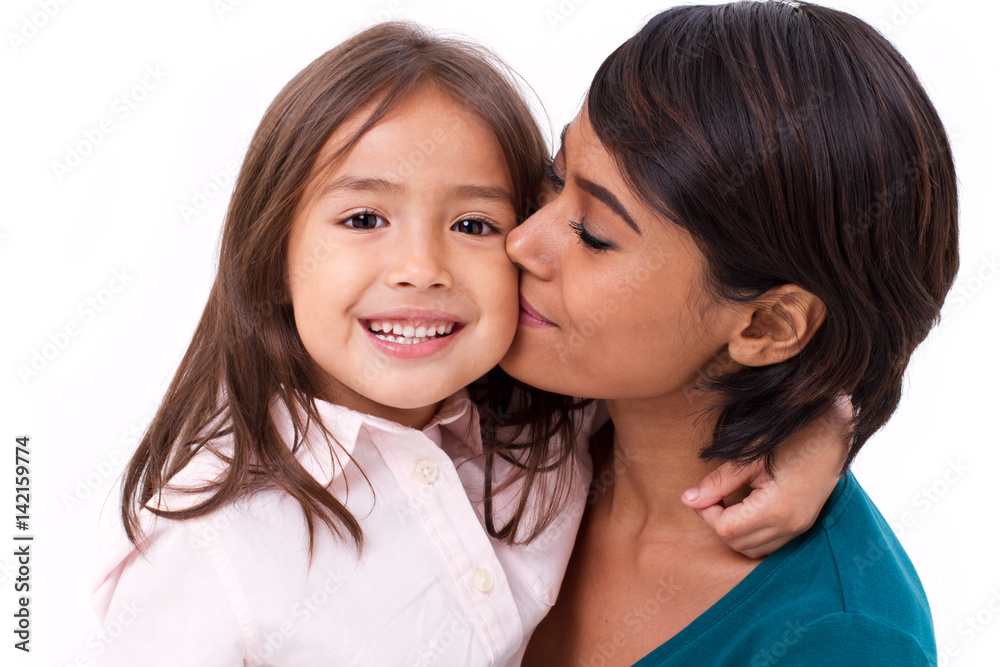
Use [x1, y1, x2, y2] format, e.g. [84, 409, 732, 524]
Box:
[2, 0, 997, 665]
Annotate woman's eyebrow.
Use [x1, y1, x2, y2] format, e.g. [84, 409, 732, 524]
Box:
[575, 177, 641, 234]
[559, 122, 641, 235]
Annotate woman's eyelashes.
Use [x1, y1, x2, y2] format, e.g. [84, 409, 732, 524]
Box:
[544, 158, 566, 189]
[543, 157, 612, 252]
[569, 218, 613, 252]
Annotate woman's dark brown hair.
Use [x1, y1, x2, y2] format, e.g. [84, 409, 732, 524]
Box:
[587, 1, 959, 469]
[121, 21, 582, 556]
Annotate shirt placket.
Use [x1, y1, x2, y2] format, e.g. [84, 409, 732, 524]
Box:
[370, 427, 524, 665]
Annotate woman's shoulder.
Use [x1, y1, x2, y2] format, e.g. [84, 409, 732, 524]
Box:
[808, 473, 933, 630]
[744, 473, 934, 653]
[743, 472, 935, 662]
[638, 473, 935, 666]
[782, 611, 934, 665]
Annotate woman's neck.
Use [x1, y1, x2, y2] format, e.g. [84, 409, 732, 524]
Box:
[600, 391, 725, 542]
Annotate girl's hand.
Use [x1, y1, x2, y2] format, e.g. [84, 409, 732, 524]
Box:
[681, 397, 852, 559]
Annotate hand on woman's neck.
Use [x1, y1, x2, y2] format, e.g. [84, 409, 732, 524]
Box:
[599, 392, 728, 545]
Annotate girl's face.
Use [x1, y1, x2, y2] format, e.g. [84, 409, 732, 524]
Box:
[500, 110, 743, 402]
[286, 87, 519, 428]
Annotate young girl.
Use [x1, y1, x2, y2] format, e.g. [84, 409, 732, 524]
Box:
[92, 22, 846, 666]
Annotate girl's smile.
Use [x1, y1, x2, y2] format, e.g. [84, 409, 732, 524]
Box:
[360, 308, 463, 358]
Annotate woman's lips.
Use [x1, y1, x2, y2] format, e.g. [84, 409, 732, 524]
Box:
[518, 295, 557, 328]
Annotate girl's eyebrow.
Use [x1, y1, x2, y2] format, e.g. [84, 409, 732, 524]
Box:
[322, 176, 402, 197]
[449, 184, 515, 207]
[322, 176, 513, 207]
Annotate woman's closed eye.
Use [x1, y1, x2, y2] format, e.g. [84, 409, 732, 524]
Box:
[570, 218, 613, 252]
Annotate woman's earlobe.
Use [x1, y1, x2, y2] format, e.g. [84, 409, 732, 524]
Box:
[728, 286, 827, 367]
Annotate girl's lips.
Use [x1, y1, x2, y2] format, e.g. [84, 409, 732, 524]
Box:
[363, 322, 463, 359]
[518, 295, 557, 328]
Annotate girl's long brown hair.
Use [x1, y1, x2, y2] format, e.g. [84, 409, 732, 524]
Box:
[122, 21, 584, 557]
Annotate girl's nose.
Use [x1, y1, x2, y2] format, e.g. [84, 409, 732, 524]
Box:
[386, 236, 453, 290]
[506, 205, 560, 281]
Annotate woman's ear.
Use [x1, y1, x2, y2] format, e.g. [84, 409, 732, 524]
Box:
[727, 285, 827, 367]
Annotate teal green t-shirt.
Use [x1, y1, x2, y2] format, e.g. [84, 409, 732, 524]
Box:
[634, 472, 935, 666]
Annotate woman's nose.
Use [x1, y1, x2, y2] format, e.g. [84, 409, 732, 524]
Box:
[506, 204, 560, 281]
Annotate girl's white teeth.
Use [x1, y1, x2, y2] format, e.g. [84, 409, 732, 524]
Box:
[415, 326, 427, 338]
[378, 334, 436, 344]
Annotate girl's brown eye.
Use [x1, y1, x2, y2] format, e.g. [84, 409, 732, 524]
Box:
[451, 219, 497, 236]
[344, 213, 387, 230]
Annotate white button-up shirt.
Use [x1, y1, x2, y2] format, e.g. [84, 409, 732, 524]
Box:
[92, 390, 603, 666]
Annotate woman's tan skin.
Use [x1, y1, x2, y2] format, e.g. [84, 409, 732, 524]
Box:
[502, 111, 841, 666]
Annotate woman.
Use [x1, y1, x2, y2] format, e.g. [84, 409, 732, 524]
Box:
[503, 2, 957, 665]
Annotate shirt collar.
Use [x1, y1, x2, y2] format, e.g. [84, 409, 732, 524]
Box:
[276, 387, 479, 485]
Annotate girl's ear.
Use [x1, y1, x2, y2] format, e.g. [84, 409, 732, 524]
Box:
[727, 285, 827, 367]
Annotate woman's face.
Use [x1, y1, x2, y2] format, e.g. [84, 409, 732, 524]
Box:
[499, 110, 742, 401]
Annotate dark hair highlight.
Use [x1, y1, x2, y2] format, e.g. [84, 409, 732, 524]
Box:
[588, 1, 958, 469]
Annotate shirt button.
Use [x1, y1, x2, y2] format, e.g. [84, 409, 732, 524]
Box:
[473, 568, 495, 593]
[414, 460, 439, 484]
